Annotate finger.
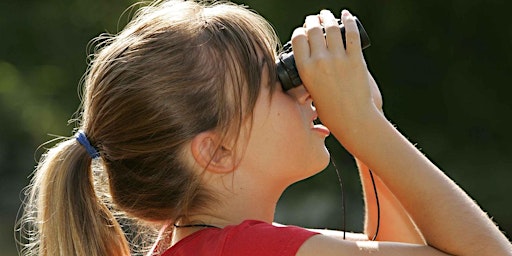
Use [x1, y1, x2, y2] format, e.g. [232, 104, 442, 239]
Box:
[340, 10, 362, 55]
[291, 27, 309, 66]
[319, 10, 343, 55]
[304, 15, 326, 55]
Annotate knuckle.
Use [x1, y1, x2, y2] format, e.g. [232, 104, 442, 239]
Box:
[324, 24, 340, 34]
[311, 52, 335, 68]
[344, 30, 361, 47]
[321, 17, 338, 27]
[291, 28, 307, 41]
[343, 15, 357, 24]
[345, 29, 360, 38]
[306, 26, 323, 36]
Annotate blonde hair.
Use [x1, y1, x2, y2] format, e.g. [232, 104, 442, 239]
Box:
[17, 0, 280, 255]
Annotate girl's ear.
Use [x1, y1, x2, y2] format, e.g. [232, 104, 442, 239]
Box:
[190, 131, 236, 174]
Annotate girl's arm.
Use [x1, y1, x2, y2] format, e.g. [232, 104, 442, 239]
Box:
[357, 159, 424, 244]
[309, 161, 426, 245]
[356, 74, 424, 244]
[294, 9, 512, 255]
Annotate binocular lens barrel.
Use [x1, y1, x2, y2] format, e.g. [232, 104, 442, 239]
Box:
[277, 18, 371, 91]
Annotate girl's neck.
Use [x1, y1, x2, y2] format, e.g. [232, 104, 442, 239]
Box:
[171, 175, 287, 244]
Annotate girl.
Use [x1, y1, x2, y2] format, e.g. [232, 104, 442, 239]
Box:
[18, 0, 512, 255]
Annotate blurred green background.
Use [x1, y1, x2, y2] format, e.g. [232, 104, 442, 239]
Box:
[1, 0, 511, 255]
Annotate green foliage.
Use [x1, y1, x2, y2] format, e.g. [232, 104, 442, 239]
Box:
[2, 0, 511, 254]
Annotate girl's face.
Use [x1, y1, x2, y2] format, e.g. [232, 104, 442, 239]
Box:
[237, 67, 331, 185]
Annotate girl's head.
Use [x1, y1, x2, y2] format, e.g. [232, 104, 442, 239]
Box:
[83, 0, 279, 221]
[19, 1, 280, 255]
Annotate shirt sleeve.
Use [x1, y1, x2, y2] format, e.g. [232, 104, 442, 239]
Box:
[223, 220, 319, 256]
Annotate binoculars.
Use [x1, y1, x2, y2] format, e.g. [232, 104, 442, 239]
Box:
[277, 18, 371, 90]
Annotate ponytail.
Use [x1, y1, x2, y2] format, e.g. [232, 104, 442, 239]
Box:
[18, 137, 130, 256]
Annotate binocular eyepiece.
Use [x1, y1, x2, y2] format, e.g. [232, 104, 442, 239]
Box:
[277, 18, 371, 91]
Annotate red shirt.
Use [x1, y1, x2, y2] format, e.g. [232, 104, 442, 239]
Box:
[161, 220, 318, 256]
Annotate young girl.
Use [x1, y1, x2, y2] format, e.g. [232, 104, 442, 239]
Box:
[18, 0, 512, 255]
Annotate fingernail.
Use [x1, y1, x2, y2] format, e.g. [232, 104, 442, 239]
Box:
[342, 9, 351, 17]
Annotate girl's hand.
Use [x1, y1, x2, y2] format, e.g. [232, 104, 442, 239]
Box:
[291, 9, 380, 128]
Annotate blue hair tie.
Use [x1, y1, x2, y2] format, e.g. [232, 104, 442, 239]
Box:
[76, 131, 100, 159]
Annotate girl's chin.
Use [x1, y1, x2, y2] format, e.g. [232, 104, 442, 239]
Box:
[296, 152, 331, 181]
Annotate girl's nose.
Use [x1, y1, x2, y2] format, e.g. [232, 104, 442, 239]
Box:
[288, 85, 311, 104]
